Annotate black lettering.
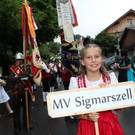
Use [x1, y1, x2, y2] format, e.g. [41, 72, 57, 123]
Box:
[81, 96, 85, 106]
[129, 88, 132, 99]
[53, 99, 63, 110]
[116, 94, 121, 101]
[75, 97, 81, 107]
[91, 97, 101, 104]
[107, 96, 112, 102]
[126, 89, 129, 99]
[121, 94, 127, 100]
[85, 99, 91, 109]
[112, 95, 116, 102]
[101, 96, 106, 103]
[63, 99, 70, 108]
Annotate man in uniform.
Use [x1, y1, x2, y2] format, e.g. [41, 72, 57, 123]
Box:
[9, 52, 32, 134]
[49, 57, 58, 92]
[41, 57, 51, 103]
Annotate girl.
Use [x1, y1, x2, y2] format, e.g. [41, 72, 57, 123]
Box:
[68, 44, 124, 135]
[0, 79, 13, 115]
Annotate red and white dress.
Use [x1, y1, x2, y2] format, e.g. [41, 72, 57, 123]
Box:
[69, 72, 124, 135]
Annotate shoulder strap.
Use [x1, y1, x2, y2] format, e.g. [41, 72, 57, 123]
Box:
[78, 75, 111, 88]
[52, 64, 55, 69]
[10, 66, 23, 75]
[102, 75, 111, 83]
[10, 66, 35, 101]
[77, 76, 86, 88]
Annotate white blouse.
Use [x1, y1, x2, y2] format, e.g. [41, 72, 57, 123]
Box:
[68, 72, 118, 90]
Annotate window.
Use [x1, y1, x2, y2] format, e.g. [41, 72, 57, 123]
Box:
[127, 19, 132, 25]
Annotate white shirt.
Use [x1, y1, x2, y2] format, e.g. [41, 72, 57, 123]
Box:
[42, 62, 50, 73]
[49, 63, 57, 73]
[69, 72, 118, 90]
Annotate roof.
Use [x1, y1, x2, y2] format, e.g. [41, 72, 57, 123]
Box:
[119, 26, 135, 44]
[119, 26, 135, 49]
[103, 9, 135, 32]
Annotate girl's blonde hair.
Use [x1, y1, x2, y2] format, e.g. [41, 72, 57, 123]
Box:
[79, 44, 110, 79]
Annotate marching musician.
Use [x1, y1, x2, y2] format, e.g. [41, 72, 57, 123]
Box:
[9, 52, 33, 134]
[49, 57, 58, 92]
[41, 57, 51, 103]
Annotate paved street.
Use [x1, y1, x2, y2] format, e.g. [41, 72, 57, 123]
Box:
[0, 71, 135, 135]
[0, 81, 78, 135]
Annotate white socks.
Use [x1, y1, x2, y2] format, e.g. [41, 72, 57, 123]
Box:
[42, 92, 46, 102]
[9, 110, 13, 114]
[50, 87, 55, 92]
[42, 92, 49, 102]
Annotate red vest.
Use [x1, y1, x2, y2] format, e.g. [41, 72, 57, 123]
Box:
[41, 66, 50, 78]
[62, 70, 72, 82]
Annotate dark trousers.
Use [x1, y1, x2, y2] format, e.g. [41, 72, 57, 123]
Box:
[50, 74, 56, 87]
[63, 81, 70, 90]
[12, 93, 30, 129]
[42, 78, 50, 92]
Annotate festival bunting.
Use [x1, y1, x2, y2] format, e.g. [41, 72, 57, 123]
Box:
[56, 0, 79, 43]
[22, 2, 43, 86]
[69, 0, 78, 27]
[56, 0, 78, 28]
[56, 0, 80, 76]
[60, 0, 74, 43]
[79, 37, 84, 48]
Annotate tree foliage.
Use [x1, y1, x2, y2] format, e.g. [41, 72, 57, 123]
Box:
[0, 0, 60, 75]
[94, 31, 117, 56]
[39, 42, 61, 59]
[31, 0, 59, 42]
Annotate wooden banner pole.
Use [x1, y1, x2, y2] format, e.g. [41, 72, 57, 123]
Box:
[23, 1, 29, 131]
[94, 121, 99, 135]
[25, 89, 29, 131]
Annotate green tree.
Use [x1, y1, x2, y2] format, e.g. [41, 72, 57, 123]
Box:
[94, 31, 117, 57]
[0, 0, 22, 75]
[0, 0, 59, 75]
[39, 42, 61, 60]
[31, 0, 59, 42]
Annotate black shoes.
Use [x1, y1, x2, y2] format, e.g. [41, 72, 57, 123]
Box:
[29, 125, 33, 129]
[24, 124, 33, 129]
[15, 128, 21, 134]
[15, 125, 33, 134]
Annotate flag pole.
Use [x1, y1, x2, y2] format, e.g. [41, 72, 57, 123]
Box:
[23, 0, 30, 131]
[94, 121, 99, 135]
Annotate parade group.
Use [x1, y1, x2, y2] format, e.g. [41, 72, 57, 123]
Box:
[0, 52, 72, 134]
[1, 44, 135, 135]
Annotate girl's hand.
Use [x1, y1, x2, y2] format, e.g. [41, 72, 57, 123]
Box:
[115, 109, 123, 113]
[99, 82, 110, 87]
[85, 112, 100, 122]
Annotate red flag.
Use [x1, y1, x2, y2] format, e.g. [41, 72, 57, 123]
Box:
[70, 0, 78, 27]
[60, 28, 69, 45]
[22, 2, 43, 86]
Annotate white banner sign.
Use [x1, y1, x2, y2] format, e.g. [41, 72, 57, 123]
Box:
[56, 0, 75, 27]
[47, 81, 135, 118]
[60, 1, 74, 43]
